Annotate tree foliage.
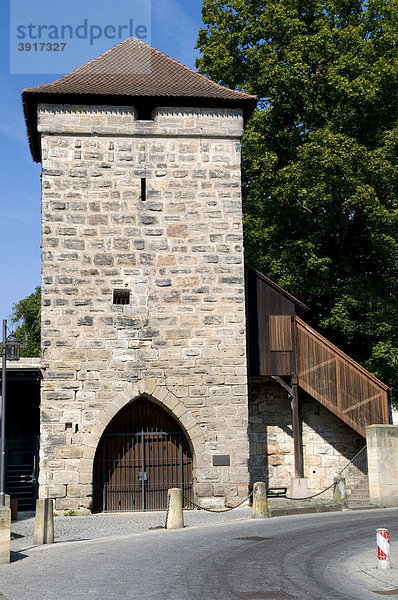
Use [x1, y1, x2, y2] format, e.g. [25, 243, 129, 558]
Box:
[197, 0, 398, 401]
[11, 286, 41, 357]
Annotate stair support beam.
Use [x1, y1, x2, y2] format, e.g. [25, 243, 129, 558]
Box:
[291, 375, 303, 479]
[291, 318, 304, 480]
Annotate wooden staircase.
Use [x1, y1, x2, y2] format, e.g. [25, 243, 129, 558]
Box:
[295, 317, 389, 437]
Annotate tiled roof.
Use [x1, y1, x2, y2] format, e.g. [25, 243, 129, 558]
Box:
[24, 37, 256, 102]
[22, 38, 258, 162]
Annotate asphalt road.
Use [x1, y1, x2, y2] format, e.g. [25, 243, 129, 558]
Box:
[2, 508, 398, 599]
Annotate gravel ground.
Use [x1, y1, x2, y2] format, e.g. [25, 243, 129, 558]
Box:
[11, 506, 253, 552]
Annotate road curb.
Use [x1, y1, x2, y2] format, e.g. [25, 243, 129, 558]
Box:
[269, 502, 343, 517]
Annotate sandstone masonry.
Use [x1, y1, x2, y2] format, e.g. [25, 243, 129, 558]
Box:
[248, 379, 364, 496]
[38, 104, 250, 511]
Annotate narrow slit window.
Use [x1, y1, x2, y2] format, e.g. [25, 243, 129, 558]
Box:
[141, 178, 146, 201]
[113, 289, 130, 305]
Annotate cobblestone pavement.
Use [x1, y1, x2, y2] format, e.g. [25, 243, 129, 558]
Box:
[11, 496, 343, 553]
[10, 496, 357, 553]
[2, 508, 398, 600]
[11, 507, 253, 552]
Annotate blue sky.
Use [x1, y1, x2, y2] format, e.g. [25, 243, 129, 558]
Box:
[0, 0, 204, 321]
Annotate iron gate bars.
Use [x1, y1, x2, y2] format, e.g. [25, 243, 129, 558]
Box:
[93, 430, 193, 512]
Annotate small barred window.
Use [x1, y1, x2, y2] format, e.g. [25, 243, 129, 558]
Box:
[113, 289, 130, 305]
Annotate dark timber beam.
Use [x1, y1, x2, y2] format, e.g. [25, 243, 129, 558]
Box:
[271, 376, 293, 397]
[271, 374, 303, 479]
[291, 317, 303, 479]
[291, 374, 303, 479]
[272, 319, 304, 480]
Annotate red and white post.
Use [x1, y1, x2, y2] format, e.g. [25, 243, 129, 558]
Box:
[377, 528, 391, 570]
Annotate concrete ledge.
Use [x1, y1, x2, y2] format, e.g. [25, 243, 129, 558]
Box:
[349, 504, 379, 511]
[365, 497, 398, 508]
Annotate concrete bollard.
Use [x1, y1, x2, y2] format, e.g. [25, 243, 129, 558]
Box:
[34, 498, 54, 545]
[166, 488, 184, 529]
[252, 482, 269, 519]
[377, 528, 391, 570]
[0, 504, 11, 564]
[334, 476, 348, 508]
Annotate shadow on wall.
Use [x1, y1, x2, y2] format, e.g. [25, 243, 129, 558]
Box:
[247, 379, 365, 493]
[247, 379, 294, 490]
[300, 390, 365, 492]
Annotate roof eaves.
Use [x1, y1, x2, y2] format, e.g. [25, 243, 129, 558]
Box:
[245, 263, 309, 313]
[22, 89, 257, 163]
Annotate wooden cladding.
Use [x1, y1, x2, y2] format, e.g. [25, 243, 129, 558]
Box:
[269, 316, 293, 351]
[244, 263, 389, 439]
[245, 265, 300, 376]
[296, 317, 389, 437]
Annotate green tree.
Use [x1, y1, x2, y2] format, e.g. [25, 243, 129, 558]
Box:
[196, 0, 398, 402]
[11, 286, 41, 357]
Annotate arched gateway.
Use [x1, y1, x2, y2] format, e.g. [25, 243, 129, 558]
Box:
[92, 397, 193, 512]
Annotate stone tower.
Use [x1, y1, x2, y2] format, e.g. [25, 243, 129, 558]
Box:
[22, 38, 257, 512]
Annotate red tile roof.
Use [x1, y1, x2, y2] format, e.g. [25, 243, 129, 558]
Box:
[22, 38, 258, 162]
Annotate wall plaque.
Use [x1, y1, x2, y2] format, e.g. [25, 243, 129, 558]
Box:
[213, 455, 230, 466]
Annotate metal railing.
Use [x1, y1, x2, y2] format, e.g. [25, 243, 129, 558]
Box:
[338, 445, 368, 495]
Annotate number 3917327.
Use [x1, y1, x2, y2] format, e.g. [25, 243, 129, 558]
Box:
[18, 42, 67, 52]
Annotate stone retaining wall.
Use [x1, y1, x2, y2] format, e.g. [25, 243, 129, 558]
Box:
[248, 378, 364, 496]
[367, 424, 398, 507]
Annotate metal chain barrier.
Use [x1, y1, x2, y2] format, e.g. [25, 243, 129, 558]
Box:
[157, 479, 339, 530]
[182, 490, 253, 513]
[164, 490, 171, 528]
[283, 448, 367, 501]
[338, 445, 367, 476]
[163, 472, 344, 524]
[284, 481, 335, 501]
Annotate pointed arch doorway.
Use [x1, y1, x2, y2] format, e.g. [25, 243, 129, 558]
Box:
[92, 397, 193, 512]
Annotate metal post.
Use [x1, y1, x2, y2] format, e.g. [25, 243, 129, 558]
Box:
[141, 431, 145, 510]
[377, 528, 391, 570]
[0, 320, 7, 507]
[179, 436, 183, 499]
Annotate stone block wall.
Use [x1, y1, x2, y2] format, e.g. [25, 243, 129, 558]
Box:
[248, 378, 364, 496]
[38, 104, 249, 511]
[367, 425, 398, 507]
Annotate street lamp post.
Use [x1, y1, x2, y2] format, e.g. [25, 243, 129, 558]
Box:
[0, 320, 23, 507]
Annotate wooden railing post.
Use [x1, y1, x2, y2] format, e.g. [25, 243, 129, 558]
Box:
[335, 356, 342, 412]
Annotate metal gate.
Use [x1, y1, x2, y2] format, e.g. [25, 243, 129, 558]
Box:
[6, 438, 39, 510]
[93, 430, 193, 512]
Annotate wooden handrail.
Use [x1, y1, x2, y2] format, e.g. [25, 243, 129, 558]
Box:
[295, 317, 389, 390]
[295, 316, 389, 437]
